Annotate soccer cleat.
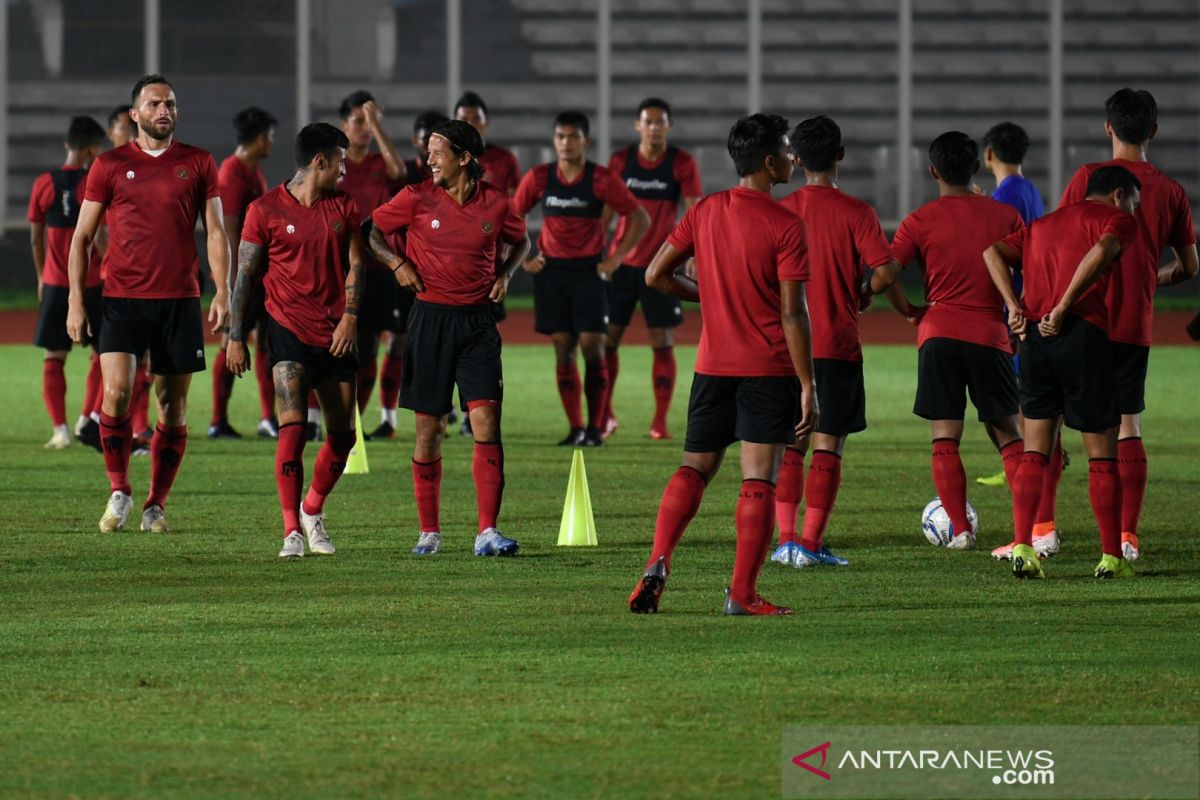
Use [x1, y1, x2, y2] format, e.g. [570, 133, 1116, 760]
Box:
[301, 509, 335, 555]
[975, 469, 1007, 487]
[1094, 553, 1135, 579]
[131, 432, 152, 457]
[945, 531, 977, 551]
[306, 421, 323, 442]
[278, 531, 305, 559]
[366, 421, 396, 441]
[140, 504, 170, 533]
[207, 420, 242, 439]
[1011, 544, 1045, 579]
[770, 543, 797, 566]
[1121, 532, 1140, 562]
[474, 528, 519, 557]
[649, 420, 670, 440]
[460, 414, 473, 438]
[581, 427, 605, 447]
[628, 556, 667, 614]
[991, 541, 1015, 561]
[98, 491, 133, 532]
[447, 408, 459, 426]
[1033, 529, 1060, 557]
[557, 427, 586, 447]
[797, 544, 850, 566]
[411, 531, 442, 555]
[257, 417, 280, 439]
[602, 413, 619, 439]
[1061, 448, 1071, 469]
[76, 418, 102, 452]
[45, 426, 71, 450]
[723, 588, 792, 616]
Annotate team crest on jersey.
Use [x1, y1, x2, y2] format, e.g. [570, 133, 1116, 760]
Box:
[431, 219, 441, 230]
[176, 168, 190, 180]
[332, 220, 344, 233]
[481, 220, 493, 234]
[286, 224, 296, 234]
[125, 170, 135, 180]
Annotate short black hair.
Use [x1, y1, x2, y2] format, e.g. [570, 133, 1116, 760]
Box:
[454, 90, 488, 116]
[131, 74, 173, 105]
[727, 113, 790, 177]
[338, 90, 374, 120]
[1105, 88, 1157, 146]
[414, 109, 449, 136]
[108, 105, 132, 128]
[928, 131, 978, 186]
[982, 121, 1030, 166]
[294, 122, 349, 168]
[554, 110, 590, 138]
[430, 119, 486, 180]
[637, 97, 671, 119]
[233, 106, 277, 145]
[66, 116, 106, 150]
[1085, 164, 1141, 198]
[791, 115, 841, 173]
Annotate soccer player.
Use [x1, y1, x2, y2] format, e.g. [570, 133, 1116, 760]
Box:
[210, 106, 277, 440]
[770, 115, 899, 567]
[601, 97, 703, 440]
[514, 111, 649, 446]
[405, 109, 447, 183]
[1057, 88, 1198, 562]
[226, 123, 364, 558]
[885, 132, 1024, 551]
[29, 115, 107, 449]
[369, 119, 531, 557]
[983, 165, 1141, 578]
[107, 106, 135, 147]
[628, 113, 816, 616]
[454, 90, 520, 197]
[66, 74, 231, 533]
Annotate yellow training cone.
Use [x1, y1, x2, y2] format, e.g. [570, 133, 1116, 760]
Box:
[557, 449, 598, 546]
[345, 405, 369, 474]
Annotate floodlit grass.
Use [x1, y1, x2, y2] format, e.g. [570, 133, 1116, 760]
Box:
[0, 342, 1197, 799]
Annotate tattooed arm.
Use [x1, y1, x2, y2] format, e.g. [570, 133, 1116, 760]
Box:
[368, 222, 424, 293]
[330, 231, 365, 357]
[226, 238, 264, 376]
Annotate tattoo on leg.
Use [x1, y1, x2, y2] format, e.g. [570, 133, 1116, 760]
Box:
[273, 361, 309, 413]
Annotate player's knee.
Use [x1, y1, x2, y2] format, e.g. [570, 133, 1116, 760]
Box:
[649, 328, 673, 349]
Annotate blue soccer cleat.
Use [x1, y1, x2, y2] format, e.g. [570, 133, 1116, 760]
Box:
[770, 542, 798, 566]
[474, 528, 520, 557]
[796, 544, 849, 567]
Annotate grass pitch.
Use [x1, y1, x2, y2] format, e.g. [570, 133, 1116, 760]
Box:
[0, 342, 1197, 799]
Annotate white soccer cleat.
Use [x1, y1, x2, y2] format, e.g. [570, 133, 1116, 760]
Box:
[301, 509, 335, 555]
[412, 531, 442, 555]
[990, 541, 1015, 561]
[946, 531, 977, 551]
[279, 531, 305, 559]
[98, 491, 133, 532]
[140, 504, 170, 533]
[44, 426, 71, 450]
[1121, 533, 1140, 562]
[1033, 529, 1060, 557]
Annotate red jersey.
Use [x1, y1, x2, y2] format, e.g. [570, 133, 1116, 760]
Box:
[338, 151, 401, 271]
[514, 162, 640, 261]
[606, 145, 702, 268]
[83, 140, 219, 299]
[218, 154, 268, 232]
[477, 144, 521, 195]
[372, 180, 527, 306]
[1000, 200, 1138, 333]
[27, 165, 103, 287]
[667, 187, 808, 377]
[241, 185, 361, 348]
[891, 194, 1023, 353]
[778, 185, 892, 362]
[1059, 159, 1195, 346]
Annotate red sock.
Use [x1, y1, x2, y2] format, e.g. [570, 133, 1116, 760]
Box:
[732, 479, 776, 604]
[98, 412, 133, 494]
[651, 347, 676, 427]
[931, 438, 972, 536]
[82, 354, 102, 419]
[146, 423, 187, 509]
[275, 422, 306, 535]
[1012, 451, 1048, 546]
[584, 359, 610, 430]
[1035, 438, 1064, 527]
[42, 358, 67, 427]
[1117, 437, 1147, 538]
[412, 455, 442, 532]
[555, 361, 584, 429]
[774, 448, 805, 545]
[604, 347, 619, 422]
[356, 357, 378, 413]
[648, 466, 707, 571]
[379, 352, 404, 410]
[800, 450, 842, 552]
[210, 348, 233, 425]
[132, 366, 152, 433]
[473, 441, 505, 531]
[1089, 458, 1123, 557]
[254, 343, 275, 421]
[302, 430, 355, 515]
[1000, 440, 1023, 490]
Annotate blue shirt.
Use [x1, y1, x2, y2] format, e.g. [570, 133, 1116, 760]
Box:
[991, 174, 1044, 224]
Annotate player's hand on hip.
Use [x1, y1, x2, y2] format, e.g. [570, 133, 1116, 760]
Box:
[65, 298, 90, 344]
[209, 291, 230, 334]
[795, 386, 819, 438]
[226, 340, 249, 376]
[1038, 307, 1065, 338]
[330, 314, 357, 358]
[489, 275, 509, 303]
[393, 263, 425, 293]
[597, 256, 621, 280]
[523, 255, 546, 274]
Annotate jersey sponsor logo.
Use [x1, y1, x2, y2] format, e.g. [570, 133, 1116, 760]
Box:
[286, 224, 296, 234]
[125, 170, 135, 180]
[544, 195, 591, 210]
[332, 220, 344, 233]
[626, 177, 670, 192]
[432, 219, 441, 229]
[481, 220, 493, 234]
[176, 168, 190, 180]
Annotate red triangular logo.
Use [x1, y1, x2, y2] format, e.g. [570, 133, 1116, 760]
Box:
[792, 741, 832, 780]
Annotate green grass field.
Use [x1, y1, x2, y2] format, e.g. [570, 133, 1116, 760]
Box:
[1, 343, 1197, 799]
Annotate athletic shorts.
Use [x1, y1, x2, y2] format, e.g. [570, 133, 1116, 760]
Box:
[533, 259, 609, 335]
[1113, 342, 1149, 415]
[1019, 315, 1119, 433]
[100, 296, 206, 375]
[267, 316, 358, 387]
[814, 358, 867, 437]
[684, 373, 799, 453]
[914, 337, 1018, 423]
[607, 264, 683, 329]
[401, 300, 503, 416]
[35, 284, 102, 351]
[357, 268, 407, 335]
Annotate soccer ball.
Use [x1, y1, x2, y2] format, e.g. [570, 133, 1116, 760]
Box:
[921, 498, 979, 546]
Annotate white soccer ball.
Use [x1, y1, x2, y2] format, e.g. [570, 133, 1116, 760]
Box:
[921, 498, 979, 546]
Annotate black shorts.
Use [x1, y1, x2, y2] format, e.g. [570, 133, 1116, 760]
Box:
[1019, 315, 1119, 433]
[267, 316, 358, 387]
[607, 264, 683, 329]
[358, 268, 407, 335]
[533, 260, 609, 335]
[35, 284, 102, 351]
[99, 296, 206, 375]
[401, 301, 503, 416]
[1113, 342, 1149, 415]
[814, 358, 867, 437]
[684, 373, 799, 453]
[914, 337, 1018, 423]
